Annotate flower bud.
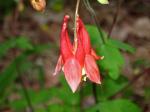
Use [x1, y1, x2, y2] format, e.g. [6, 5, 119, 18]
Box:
[30, 0, 46, 11]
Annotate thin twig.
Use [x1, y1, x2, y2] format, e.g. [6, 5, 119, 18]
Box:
[92, 83, 99, 112]
[20, 76, 35, 112]
[74, 0, 81, 39]
[83, 0, 107, 44]
[11, 2, 35, 111]
[73, 0, 81, 52]
[109, 68, 150, 99]
[92, 83, 98, 103]
[108, 0, 121, 38]
[12, 3, 35, 111]
[16, 63, 35, 112]
[79, 84, 84, 112]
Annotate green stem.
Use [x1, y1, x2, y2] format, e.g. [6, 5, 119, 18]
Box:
[108, 0, 121, 38]
[83, 0, 107, 44]
[92, 83, 99, 112]
[20, 76, 35, 112]
[92, 83, 98, 104]
[16, 62, 35, 112]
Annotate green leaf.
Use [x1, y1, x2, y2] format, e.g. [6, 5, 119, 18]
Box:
[47, 104, 64, 112]
[46, 104, 80, 112]
[10, 88, 54, 110]
[0, 38, 16, 58]
[98, 43, 124, 79]
[86, 25, 104, 46]
[97, 0, 109, 4]
[86, 25, 126, 79]
[0, 54, 28, 104]
[144, 87, 150, 100]
[57, 75, 80, 105]
[31, 44, 51, 54]
[16, 37, 33, 50]
[50, 0, 64, 12]
[10, 76, 80, 110]
[0, 60, 17, 104]
[87, 99, 141, 112]
[108, 39, 136, 53]
[0, 37, 33, 58]
[98, 76, 128, 99]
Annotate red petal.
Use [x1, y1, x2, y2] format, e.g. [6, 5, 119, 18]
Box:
[64, 57, 82, 92]
[63, 15, 72, 50]
[77, 17, 91, 54]
[75, 23, 85, 67]
[84, 54, 101, 84]
[61, 15, 73, 62]
[66, 31, 73, 51]
[91, 49, 101, 60]
[53, 55, 63, 76]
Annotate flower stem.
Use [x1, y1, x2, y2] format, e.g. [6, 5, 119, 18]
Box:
[92, 83, 98, 104]
[16, 64, 35, 112]
[74, 0, 81, 51]
[108, 0, 121, 38]
[92, 83, 99, 112]
[20, 76, 35, 112]
[83, 0, 107, 44]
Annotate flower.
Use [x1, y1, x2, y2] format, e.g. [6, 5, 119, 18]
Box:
[53, 15, 83, 92]
[76, 17, 103, 84]
[53, 15, 103, 93]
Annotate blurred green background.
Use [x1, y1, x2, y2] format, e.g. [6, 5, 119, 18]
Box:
[0, 0, 150, 112]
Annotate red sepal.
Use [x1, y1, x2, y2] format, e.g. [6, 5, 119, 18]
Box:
[64, 57, 82, 92]
[84, 54, 101, 84]
[77, 17, 91, 54]
[60, 15, 73, 62]
[53, 55, 63, 76]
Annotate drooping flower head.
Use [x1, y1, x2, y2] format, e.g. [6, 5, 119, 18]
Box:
[53, 15, 103, 92]
[76, 16, 102, 84]
[53, 15, 83, 92]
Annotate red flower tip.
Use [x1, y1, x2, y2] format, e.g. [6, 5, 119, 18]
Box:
[64, 58, 82, 92]
[53, 55, 63, 76]
[60, 15, 73, 62]
[77, 17, 91, 54]
[63, 15, 70, 22]
[84, 55, 101, 84]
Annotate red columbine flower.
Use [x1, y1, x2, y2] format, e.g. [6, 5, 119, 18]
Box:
[53, 15, 103, 93]
[53, 15, 83, 92]
[76, 16, 102, 84]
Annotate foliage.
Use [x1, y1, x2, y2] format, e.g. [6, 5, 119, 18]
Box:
[86, 25, 135, 79]
[87, 99, 141, 112]
[0, 36, 50, 105]
[0, 25, 142, 112]
[48, 0, 64, 12]
[0, 4, 143, 112]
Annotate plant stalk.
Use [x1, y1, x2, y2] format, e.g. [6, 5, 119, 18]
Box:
[74, 0, 81, 39]
[74, 0, 81, 52]
[108, 0, 121, 38]
[83, 0, 107, 44]
[16, 61, 35, 112]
